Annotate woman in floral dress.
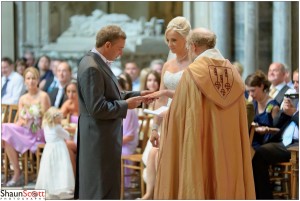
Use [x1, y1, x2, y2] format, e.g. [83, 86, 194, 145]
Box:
[2, 67, 51, 187]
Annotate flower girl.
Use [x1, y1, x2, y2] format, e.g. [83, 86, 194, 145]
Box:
[35, 107, 74, 199]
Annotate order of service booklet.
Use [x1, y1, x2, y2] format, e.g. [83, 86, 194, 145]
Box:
[143, 106, 169, 116]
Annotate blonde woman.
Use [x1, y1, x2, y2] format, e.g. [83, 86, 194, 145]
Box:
[141, 16, 191, 200]
[2, 67, 51, 186]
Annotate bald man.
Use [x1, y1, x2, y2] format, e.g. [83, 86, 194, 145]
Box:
[268, 62, 290, 105]
[153, 28, 255, 199]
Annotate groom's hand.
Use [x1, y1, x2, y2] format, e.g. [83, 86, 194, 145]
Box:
[126, 96, 144, 109]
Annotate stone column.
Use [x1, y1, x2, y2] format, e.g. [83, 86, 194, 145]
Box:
[40, 2, 50, 45]
[2, 1, 15, 59]
[272, 2, 291, 69]
[183, 2, 211, 28]
[183, 1, 194, 27]
[244, 2, 258, 78]
[210, 2, 232, 60]
[15, 2, 25, 57]
[233, 2, 245, 72]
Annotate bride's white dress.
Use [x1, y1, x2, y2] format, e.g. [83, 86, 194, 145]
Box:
[35, 125, 74, 198]
[142, 70, 184, 166]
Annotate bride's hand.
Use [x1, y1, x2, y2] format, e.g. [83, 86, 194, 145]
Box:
[140, 90, 153, 96]
[143, 90, 167, 99]
[150, 130, 160, 148]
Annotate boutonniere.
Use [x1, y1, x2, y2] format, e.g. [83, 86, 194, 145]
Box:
[266, 104, 273, 113]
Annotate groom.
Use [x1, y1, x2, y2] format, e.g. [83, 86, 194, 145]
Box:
[75, 25, 150, 199]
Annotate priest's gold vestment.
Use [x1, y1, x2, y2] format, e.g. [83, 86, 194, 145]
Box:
[154, 55, 256, 199]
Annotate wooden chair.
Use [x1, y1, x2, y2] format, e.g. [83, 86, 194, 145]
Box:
[7, 104, 19, 123]
[3, 104, 19, 183]
[249, 123, 293, 199]
[136, 115, 152, 154]
[1, 104, 9, 182]
[1, 104, 9, 123]
[120, 115, 152, 199]
[35, 143, 45, 176]
[287, 146, 299, 199]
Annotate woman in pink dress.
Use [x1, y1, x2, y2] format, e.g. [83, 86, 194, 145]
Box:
[60, 80, 79, 175]
[2, 67, 51, 186]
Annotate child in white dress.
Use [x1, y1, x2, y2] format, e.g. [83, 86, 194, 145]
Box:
[35, 107, 75, 199]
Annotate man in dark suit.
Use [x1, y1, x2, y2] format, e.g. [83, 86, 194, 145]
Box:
[47, 61, 72, 108]
[252, 71, 298, 199]
[42, 59, 61, 93]
[75, 25, 151, 199]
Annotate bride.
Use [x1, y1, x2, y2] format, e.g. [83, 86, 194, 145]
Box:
[141, 16, 191, 200]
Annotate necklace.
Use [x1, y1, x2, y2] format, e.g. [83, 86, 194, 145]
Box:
[176, 53, 188, 70]
[176, 53, 188, 63]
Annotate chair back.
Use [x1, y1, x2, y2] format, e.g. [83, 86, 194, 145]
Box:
[1, 104, 9, 123]
[137, 115, 152, 154]
[7, 104, 19, 123]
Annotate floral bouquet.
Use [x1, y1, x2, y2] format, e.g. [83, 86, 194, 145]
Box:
[20, 104, 42, 133]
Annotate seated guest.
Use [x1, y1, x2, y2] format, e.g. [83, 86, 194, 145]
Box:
[252, 99, 298, 199]
[268, 62, 290, 105]
[42, 59, 61, 93]
[117, 76, 139, 155]
[143, 70, 161, 110]
[2, 67, 51, 186]
[1, 57, 26, 104]
[252, 69, 298, 199]
[15, 58, 27, 76]
[23, 50, 35, 67]
[141, 70, 161, 164]
[48, 61, 72, 108]
[118, 76, 139, 187]
[245, 70, 280, 149]
[149, 59, 164, 75]
[37, 55, 53, 90]
[124, 61, 140, 91]
[60, 80, 79, 175]
[232, 61, 244, 77]
[119, 72, 133, 91]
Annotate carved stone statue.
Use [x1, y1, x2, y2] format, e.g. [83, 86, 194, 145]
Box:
[41, 9, 168, 75]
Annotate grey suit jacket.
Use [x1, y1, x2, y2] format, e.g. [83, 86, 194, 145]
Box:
[274, 85, 290, 105]
[75, 51, 140, 199]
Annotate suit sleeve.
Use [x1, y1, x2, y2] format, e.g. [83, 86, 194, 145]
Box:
[273, 110, 292, 128]
[121, 91, 140, 100]
[79, 67, 128, 119]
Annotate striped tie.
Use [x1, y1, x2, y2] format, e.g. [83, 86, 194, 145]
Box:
[269, 87, 277, 98]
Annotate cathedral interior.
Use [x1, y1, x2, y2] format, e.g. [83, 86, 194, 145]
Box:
[1, 1, 299, 79]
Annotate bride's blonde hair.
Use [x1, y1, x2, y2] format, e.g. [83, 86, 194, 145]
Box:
[42, 107, 62, 128]
[164, 16, 191, 43]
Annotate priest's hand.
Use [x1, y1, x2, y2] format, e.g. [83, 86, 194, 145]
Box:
[150, 130, 160, 148]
